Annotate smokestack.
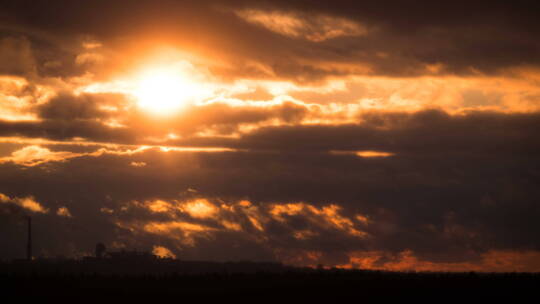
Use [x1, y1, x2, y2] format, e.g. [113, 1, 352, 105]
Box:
[27, 216, 32, 261]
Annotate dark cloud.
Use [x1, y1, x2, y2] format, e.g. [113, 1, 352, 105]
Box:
[159, 101, 309, 134]
[167, 110, 540, 155]
[3, 109, 540, 156]
[0, 98, 311, 142]
[0, 35, 36, 77]
[0, 137, 538, 266]
[36, 92, 124, 120]
[0, 29, 93, 79]
[0, 119, 136, 143]
[1, 1, 540, 81]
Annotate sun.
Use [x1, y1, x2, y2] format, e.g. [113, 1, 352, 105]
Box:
[133, 68, 201, 114]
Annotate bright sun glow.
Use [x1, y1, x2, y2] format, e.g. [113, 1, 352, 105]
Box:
[134, 68, 203, 114]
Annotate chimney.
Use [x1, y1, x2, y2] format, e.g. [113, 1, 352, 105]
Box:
[27, 216, 32, 261]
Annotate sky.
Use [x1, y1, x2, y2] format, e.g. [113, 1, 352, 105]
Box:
[1, 0, 540, 271]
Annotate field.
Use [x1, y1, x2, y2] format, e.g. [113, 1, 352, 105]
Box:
[1, 261, 538, 301]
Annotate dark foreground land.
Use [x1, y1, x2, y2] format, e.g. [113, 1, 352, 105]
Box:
[1, 261, 539, 302]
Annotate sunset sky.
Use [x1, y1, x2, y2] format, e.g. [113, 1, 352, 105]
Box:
[1, 0, 540, 271]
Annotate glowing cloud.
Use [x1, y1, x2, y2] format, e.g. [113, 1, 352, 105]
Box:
[152, 245, 176, 259]
[56, 207, 72, 218]
[235, 9, 367, 42]
[130, 161, 147, 167]
[179, 199, 219, 219]
[145, 200, 173, 213]
[0, 193, 48, 213]
[16, 197, 47, 213]
[143, 221, 215, 246]
[355, 151, 394, 158]
[339, 250, 540, 272]
[269, 202, 368, 238]
[330, 150, 395, 158]
[0, 145, 82, 167]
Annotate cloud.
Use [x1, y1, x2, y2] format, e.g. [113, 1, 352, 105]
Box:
[180, 110, 539, 155]
[56, 207, 72, 217]
[111, 196, 369, 254]
[268, 203, 368, 238]
[0, 76, 42, 121]
[152, 245, 176, 258]
[130, 161, 146, 167]
[0, 192, 48, 214]
[0, 0, 539, 81]
[0, 145, 82, 166]
[0, 36, 36, 77]
[0, 139, 538, 268]
[339, 249, 540, 272]
[330, 150, 394, 158]
[36, 92, 124, 121]
[235, 9, 367, 42]
[0, 143, 153, 167]
[0, 118, 137, 144]
[179, 199, 219, 219]
[142, 221, 216, 247]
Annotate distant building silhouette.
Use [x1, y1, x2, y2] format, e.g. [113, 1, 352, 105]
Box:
[87, 243, 158, 262]
[106, 249, 158, 262]
[95, 243, 106, 259]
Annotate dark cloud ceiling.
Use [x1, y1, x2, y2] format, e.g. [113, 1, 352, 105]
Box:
[1, 0, 540, 80]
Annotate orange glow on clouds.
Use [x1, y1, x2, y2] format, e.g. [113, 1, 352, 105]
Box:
[356, 151, 394, 158]
[144, 198, 219, 219]
[180, 199, 219, 219]
[338, 249, 540, 272]
[120, 198, 369, 249]
[56, 207, 72, 218]
[0, 76, 48, 121]
[82, 58, 216, 115]
[146, 199, 173, 213]
[269, 202, 368, 238]
[152, 245, 176, 259]
[0, 145, 82, 167]
[143, 221, 215, 246]
[330, 150, 395, 158]
[235, 9, 367, 42]
[0, 192, 48, 213]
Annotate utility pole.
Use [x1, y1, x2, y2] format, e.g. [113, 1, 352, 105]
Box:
[27, 216, 32, 261]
